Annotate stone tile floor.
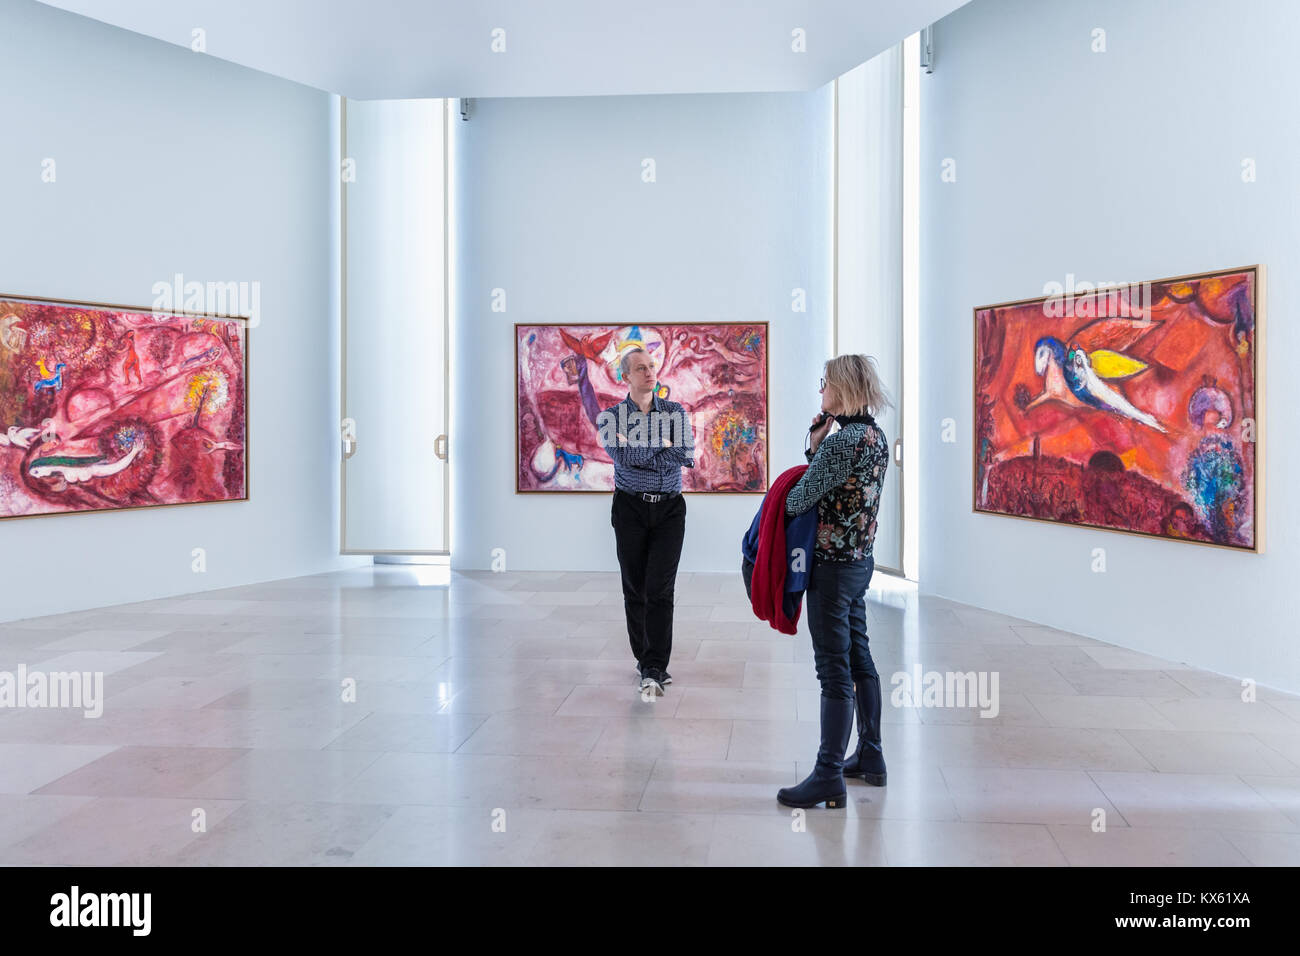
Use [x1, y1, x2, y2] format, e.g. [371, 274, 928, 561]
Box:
[1, 565, 1297, 866]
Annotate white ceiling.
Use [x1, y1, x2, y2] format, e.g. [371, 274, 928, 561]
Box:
[36, 0, 967, 100]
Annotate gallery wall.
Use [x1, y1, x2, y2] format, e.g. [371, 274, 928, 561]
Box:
[452, 90, 833, 572]
[0, 0, 366, 623]
[920, 0, 1299, 692]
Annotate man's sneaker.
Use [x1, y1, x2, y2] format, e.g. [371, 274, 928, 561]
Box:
[639, 668, 665, 698]
[636, 663, 671, 685]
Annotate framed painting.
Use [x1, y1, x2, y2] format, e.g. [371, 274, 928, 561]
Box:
[516, 322, 768, 493]
[0, 293, 248, 519]
[974, 265, 1263, 552]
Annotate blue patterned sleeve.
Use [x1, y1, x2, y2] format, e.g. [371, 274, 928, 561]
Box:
[785, 430, 857, 515]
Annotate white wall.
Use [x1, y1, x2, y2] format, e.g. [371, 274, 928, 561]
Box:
[920, 0, 1299, 692]
[0, 0, 366, 623]
[452, 91, 833, 572]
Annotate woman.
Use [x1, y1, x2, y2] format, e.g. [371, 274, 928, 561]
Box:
[777, 354, 891, 809]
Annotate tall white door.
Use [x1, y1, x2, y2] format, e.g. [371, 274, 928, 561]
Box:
[836, 48, 905, 575]
[342, 98, 449, 554]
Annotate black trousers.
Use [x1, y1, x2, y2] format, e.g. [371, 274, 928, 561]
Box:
[611, 489, 686, 673]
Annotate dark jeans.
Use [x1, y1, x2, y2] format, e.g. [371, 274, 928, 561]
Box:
[805, 556, 876, 700]
[611, 489, 686, 672]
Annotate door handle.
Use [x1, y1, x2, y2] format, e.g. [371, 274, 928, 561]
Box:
[893, 438, 903, 468]
[435, 434, 448, 461]
[341, 418, 357, 460]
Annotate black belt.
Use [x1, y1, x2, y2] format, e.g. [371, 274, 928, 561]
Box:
[618, 488, 680, 503]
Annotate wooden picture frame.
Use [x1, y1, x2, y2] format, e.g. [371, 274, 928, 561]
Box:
[515, 321, 770, 494]
[0, 291, 250, 521]
[972, 265, 1263, 553]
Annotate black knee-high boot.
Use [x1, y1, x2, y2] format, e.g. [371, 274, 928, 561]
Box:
[843, 674, 886, 786]
[776, 695, 854, 809]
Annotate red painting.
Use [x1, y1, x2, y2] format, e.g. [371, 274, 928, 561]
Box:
[974, 266, 1261, 551]
[0, 296, 247, 519]
[516, 323, 768, 493]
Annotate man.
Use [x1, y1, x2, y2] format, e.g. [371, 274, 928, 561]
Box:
[596, 347, 694, 697]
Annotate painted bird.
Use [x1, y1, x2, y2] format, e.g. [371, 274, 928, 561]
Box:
[0, 425, 40, 449]
[1063, 345, 1166, 433]
[1028, 316, 1166, 432]
[559, 328, 618, 428]
[559, 328, 617, 363]
[34, 361, 67, 393]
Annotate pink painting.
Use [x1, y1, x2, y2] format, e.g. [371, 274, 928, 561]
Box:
[516, 323, 768, 493]
[0, 295, 247, 519]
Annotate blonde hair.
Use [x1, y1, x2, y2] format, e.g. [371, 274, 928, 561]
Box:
[825, 354, 892, 417]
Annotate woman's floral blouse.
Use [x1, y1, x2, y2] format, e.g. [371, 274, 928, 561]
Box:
[784, 418, 889, 563]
